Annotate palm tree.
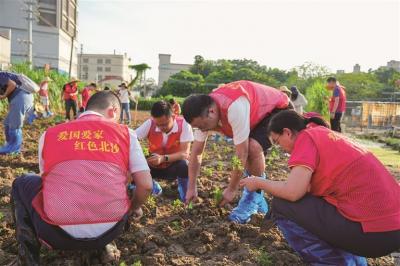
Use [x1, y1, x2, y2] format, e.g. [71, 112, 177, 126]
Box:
[127, 63, 151, 95]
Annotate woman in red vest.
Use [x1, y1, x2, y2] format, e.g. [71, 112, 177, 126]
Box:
[62, 78, 79, 121]
[11, 91, 153, 265]
[136, 100, 194, 201]
[240, 110, 400, 264]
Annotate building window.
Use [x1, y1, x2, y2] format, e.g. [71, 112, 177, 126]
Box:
[38, 11, 57, 27]
[105, 59, 111, 64]
[105, 67, 111, 72]
[82, 66, 88, 71]
[97, 59, 103, 64]
[83, 58, 88, 63]
[97, 67, 103, 72]
[61, 0, 77, 38]
[98, 75, 103, 81]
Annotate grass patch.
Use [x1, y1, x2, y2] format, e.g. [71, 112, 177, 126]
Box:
[368, 147, 400, 168]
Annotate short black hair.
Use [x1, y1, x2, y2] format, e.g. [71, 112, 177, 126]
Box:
[104, 86, 110, 90]
[327, 77, 337, 83]
[151, 100, 172, 118]
[89, 83, 97, 88]
[86, 91, 121, 112]
[182, 94, 214, 123]
[169, 98, 177, 105]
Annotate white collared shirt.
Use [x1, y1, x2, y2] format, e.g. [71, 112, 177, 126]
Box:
[135, 117, 194, 145]
[38, 110, 149, 238]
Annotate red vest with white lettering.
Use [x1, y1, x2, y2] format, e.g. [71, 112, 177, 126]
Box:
[63, 82, 78, 101]
[32, 114, 131, 225]
[301, 126, 400, 232]
[148, 117, 183, 168]
[210, 80, 289, 137]
[329, 85, 346, 113]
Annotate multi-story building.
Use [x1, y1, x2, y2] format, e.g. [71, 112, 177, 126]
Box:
[158, 54, 192, 87]
[387, 60, 400, 72]
[0, 0, 78, 76]
[353, 64, 361, 73]
[0, 29, 11, 70]
[78, 52, 133, 88]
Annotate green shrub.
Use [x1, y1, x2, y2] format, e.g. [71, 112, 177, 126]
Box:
[136, 96, 185, 111]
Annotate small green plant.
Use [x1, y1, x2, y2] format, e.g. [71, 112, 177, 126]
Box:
[203, 167, 213, 177]
[132, 261, 142, 266]
[267, 146, 280, 166]
[0, 212, 4, 221]
[223, 146, 231, 154]
[231, 155, 243, 171]
[187, 202, 193, 210]
[257, 247, 273, 266]
[216, 161, 224, 171]
[171, 220, 181, 231]
[172, 199, 184, 212]
[211, 143, 218, 152]
[14, 167, 25, 177]
[212, 187, 223, 206]
[146, 196, 156, 209]
[142, 146, 150, 157]
[119, 262, 127, 266]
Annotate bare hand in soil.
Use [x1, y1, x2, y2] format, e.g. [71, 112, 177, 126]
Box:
[185, 185, 198, 205]
[219, 187, 237, 207]
[132, 207, 143, 220]
[102, 243, 121, 264]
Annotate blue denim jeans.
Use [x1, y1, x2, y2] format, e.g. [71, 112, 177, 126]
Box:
[4, 90, 34, 130]
[120, 102, 131, 123]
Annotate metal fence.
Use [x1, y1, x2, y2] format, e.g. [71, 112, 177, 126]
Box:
[343, 101, 400, 130]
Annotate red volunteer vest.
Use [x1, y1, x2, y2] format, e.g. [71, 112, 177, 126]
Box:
[39, 81, 48, 97]
[63, 83, 78, 101]
[148, 117, 183, 168]
[210, 80, 289, 137]
[32, 114, 131, 225]
[300, 127, 400, 232]
[329, 85, 346, 113]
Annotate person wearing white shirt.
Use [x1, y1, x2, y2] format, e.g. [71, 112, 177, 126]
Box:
[117, 82, 132, 125]
[11, 91, 152, 265]
[182, 80, 291, 224]
[136, 100, 194, 201]
[290, 86, 308, 115]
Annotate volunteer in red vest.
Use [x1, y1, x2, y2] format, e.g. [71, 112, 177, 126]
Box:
[11, 91, 153, 265]
[182, 80, 290, 223]
[80, 82, 97, 112]
[326, 77, 346, 132]
[136, 100, 194, 201]
[240, 110, 400, 265]
[39, 76, 53, 117]
[62, 77, 79, 121]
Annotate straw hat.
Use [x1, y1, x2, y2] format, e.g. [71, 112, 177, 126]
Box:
[279, 86, 292, 95]
[70, 77, 79, 83]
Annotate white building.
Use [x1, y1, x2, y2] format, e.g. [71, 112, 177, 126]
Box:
[0, 0, 78, 76]
[78, 52, 133, 88]
[158, 54, 192, 87]
[387, 60, 400, 72]
[353, 64, 361, 73]
[0, 29, 11, 70]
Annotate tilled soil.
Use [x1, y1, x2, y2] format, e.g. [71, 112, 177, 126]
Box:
[0, 111, 396, 265]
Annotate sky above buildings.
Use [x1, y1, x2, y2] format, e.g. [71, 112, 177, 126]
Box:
[78, 0, 400, 82]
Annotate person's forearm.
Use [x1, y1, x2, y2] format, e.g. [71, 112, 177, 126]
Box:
[3, 84, 16, 97]
[228, 140, 249, 189]
[188, 152, 201, 188]
[228, 169, 242, 190]
[258, 179, 305, 202]
[131, 185, 151, 210]
[164, 151, 189, 162]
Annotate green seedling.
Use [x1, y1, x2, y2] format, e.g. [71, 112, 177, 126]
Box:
[146, 196, 156, 209]
[119, 262, 127, 266]
[132, 261, 142, 266]
[231, 155, 243, 171]
[0, 212, 4, 221]
[203, 167, 213, 177]
[257, 247, 273, 266]
[187, 202, 193, 210]
[142, 147, 150, 157]
[211, 143, 218, 152]
[172, 199, 184, 212]
[171, 220, 181, 231]
[223, 146, 231, 154]
[212, 187, 223, 206]
[267, 146, 280, 166]
[216, 161, 224, 171]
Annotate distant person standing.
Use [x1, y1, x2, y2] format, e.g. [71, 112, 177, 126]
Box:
[169, 98, 181, 116]
[118, 82, 131, 125]
[326, 77, 346, 132]
[62, 78, 79, 121]
[80, 82, 97, 112]
[290, 86, 308, 115]
[39, 77, 53, 117]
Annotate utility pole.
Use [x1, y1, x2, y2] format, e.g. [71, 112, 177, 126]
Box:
[79, 44, 83, 80]
[25, 0, 36, 69]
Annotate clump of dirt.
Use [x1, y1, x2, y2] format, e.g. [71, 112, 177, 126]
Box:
[0, 111, 396, 265]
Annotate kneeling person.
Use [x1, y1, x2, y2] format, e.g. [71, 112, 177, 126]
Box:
[11, 91, 153, 265]
[136, 100, 194, 201]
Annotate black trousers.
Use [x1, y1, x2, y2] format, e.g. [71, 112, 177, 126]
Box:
[65, 99, 77, 120]
[330, 112, 343, 132]
[11, 174, 127, 250]
[272, 194, 400, 258]
[150, 160, 188, 180]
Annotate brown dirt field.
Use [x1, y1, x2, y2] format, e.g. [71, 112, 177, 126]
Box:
[0, 111, 396, 265]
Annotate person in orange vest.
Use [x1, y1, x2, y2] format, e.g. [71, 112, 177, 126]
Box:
[62, 77, 79, 121]
[80, 82, 97, 112]
[182, 80, 291, 223]
[326, 77, 346, 132]
[240, 110, 400, 265]
[136, 100, 194, 201]
[11, 91, 153, 265]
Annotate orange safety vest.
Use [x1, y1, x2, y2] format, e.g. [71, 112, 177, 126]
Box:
[32, 114, 131, 225]
[210, 80, 289, 137]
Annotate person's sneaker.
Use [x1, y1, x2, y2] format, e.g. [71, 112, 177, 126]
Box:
[177, 177, 188, 202]
[152, 180, 163, 197]
[128, 180, 162, 197]
[229, 188, 268, 223]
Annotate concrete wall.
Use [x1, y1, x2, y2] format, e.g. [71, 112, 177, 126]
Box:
[158, 54, 192, 87]
[0, 29, 11, 70]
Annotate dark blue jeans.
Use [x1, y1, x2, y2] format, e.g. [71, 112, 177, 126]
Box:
[11, 174, 127, 250]
[150, 160, 188, 180]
